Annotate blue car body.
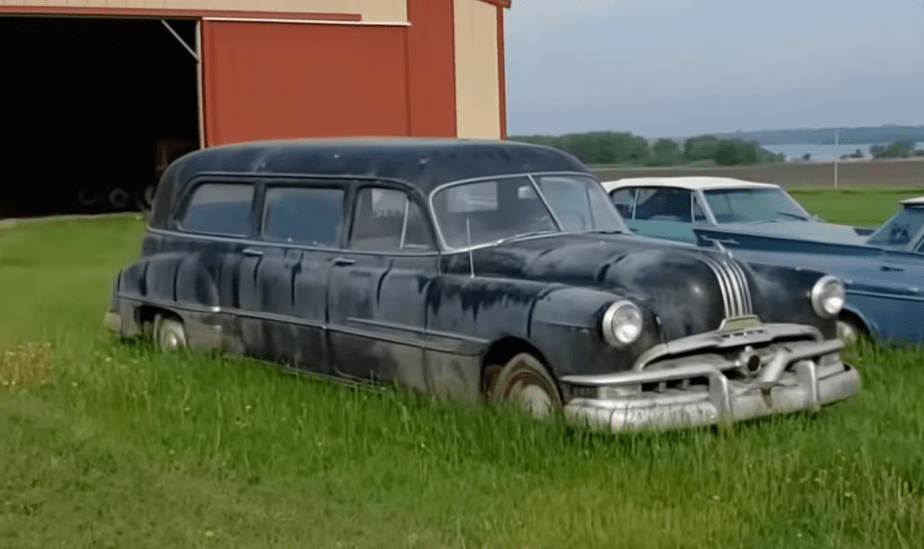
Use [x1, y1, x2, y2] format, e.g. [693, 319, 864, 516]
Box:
[602, 178, 924, 345]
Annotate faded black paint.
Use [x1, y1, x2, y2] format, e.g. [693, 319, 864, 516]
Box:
[111, 139, 837, 403]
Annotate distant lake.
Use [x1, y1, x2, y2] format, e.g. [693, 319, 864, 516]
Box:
[763, 142, 924, 161]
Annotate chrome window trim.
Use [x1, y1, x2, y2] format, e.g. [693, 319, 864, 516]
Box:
[145, 227, 441, 258]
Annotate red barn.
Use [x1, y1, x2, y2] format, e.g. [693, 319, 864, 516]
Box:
[0, 0, 511, 214]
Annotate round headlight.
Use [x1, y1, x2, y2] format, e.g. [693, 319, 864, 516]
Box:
[811, 275, 845, 318]
[602, 301, 644, 347]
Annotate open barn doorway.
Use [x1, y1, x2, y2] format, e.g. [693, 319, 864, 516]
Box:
[0, 16, 200, 218]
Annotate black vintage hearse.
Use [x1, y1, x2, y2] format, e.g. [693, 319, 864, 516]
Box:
[106, 139, 860, 431]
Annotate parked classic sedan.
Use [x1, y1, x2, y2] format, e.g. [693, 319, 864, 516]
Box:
[105, 139, 859, 431]
[602, 177, 924, 344]
[602, 176, 869, 245]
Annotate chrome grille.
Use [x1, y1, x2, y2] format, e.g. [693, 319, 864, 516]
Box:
[700, 255, 754, 318]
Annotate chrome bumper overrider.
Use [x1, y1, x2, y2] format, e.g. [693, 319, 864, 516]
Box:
[561, 337, 860, 432]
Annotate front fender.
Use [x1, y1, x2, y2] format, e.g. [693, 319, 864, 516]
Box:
[530, 287, 662, 378]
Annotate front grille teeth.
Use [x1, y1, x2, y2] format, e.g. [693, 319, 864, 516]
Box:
[700, 255, 753, 318]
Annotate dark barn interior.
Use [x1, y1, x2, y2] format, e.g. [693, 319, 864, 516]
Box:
[0, 16, 199, 218]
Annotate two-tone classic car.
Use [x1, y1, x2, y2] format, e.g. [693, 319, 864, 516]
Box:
[602, 176, 868, 245]
[105, 139, 859, 431]
[601, 177, 924, 345]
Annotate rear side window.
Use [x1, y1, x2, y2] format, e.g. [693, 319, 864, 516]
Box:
[635, 187, 693, 222]
[350, 188, 434, 251]
[263, 187, 345, 247]
[181, 183, 254, 236]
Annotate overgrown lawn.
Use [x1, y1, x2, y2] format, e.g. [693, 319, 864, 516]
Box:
[1, 194, 922, 548]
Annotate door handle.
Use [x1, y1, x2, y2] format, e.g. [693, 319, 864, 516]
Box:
[333, 257, 356, 266]
[242, 247, 264, 257]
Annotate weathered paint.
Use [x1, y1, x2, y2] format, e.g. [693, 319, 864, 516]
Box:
[111, 140, 846, 410]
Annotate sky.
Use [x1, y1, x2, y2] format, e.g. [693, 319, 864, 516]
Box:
[503, 0, 924, 138]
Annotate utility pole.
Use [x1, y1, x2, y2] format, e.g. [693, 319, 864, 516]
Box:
[833, 130, 839, 189]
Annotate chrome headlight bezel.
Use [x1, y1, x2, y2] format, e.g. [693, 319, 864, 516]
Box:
[811, 275, 845, 318]
[602, 300, 644, 347]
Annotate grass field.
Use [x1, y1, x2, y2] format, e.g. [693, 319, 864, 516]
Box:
[1, 193, 922, 548]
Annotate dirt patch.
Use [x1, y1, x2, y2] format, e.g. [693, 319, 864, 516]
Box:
[0, 342, 54, 391]
[591, 158, 924, 189]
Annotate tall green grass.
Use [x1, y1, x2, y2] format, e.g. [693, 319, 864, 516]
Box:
[1, 198, 922, 547]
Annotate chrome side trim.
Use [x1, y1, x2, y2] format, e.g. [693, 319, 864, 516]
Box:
[699, 254, 754, 319]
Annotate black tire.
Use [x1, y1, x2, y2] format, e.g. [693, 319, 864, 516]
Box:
[108, 187, 131, 210]
[154, 314, 187, 351]
[486, 352, 562, 419]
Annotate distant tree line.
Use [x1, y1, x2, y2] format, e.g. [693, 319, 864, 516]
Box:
[870, 140, 924, 159]
[509, 132, 783, 166]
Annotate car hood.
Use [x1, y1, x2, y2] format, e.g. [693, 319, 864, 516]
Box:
[445, 232, 825, 341]
[707, 220, 868, 245]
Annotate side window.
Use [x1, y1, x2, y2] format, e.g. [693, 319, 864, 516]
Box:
[350, 188, 434, 252]
[181, 183, 254, 236]
[635, 188, 693, 223]
[610, 188, 635, 219]
[263, 186, 345, 247]
[692, 195, 708, 223]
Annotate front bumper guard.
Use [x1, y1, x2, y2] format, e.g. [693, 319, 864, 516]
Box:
[561, 339, 860, 432]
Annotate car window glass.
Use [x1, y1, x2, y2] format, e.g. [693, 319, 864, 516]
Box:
[350, 188, 434, 251]
[634, 188, 692, 222]
[181, 183, 254, 236]
[609, 188, 635, 219]
[263, 186, 344, 247]
[433, 177, 557, 247]
[868, 206, 924, 249]
[534, 175, 623, 232]
[692, 195, 707, 222]
[703, 188, 810, 223]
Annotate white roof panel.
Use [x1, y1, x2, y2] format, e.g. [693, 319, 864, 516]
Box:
[601, 176, 781, 192]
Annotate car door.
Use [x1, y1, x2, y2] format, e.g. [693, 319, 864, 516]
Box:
[327, 185, 439, 392]
[168, 180, 258, 350]
[238, 181, 347, 373]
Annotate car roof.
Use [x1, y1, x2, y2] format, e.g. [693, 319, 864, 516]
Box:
[601, 176, 781, 192]
[901, 196, 924, 206]
[149, 138, 589, 229]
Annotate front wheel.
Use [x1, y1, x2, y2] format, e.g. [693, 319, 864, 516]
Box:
[154, 315, 187, 351]
[486, 352, 562, 419]
[836, 316, 861, 345]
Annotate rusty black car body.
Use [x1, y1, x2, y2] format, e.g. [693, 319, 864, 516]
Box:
[105, 139, 860, 431]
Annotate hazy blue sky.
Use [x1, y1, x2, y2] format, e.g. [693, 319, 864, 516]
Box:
[503, 0, 924, 138]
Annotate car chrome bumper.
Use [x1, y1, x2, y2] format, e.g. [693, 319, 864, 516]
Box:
[561, 340, 860, 432]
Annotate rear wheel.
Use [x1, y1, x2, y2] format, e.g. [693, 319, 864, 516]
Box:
[486, 352, 562, 419]
[154, 314, 187, 351]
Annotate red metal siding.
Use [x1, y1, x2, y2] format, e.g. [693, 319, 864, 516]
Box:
[201, 21, 410, 146]
[406, 0, 456, 137]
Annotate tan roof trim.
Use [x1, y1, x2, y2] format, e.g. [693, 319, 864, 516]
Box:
[476, 0, 512, 8]
[0, 7, 361, 21]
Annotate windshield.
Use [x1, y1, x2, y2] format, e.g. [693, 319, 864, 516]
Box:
[703, 188, 811, 224]
[431, 174, 626, 248]
[868, 206, 924, 250]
